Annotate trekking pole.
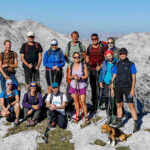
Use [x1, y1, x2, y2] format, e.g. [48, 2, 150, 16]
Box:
[75, 79, 78, 123]
[54, 70, 58, 83]
[49, 69, 53, 85]
[76, 79, 84, 125]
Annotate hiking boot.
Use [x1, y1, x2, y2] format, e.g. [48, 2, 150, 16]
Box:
[115, 118, 122, 128]
[30, 120, 36, 127]
[106, 116, 111, 125]
[26, 119, 31, 127]
[14, 118, 19, 125]
[49, 122, 56, 128]
[99, 103, 105, 110]
[112, 115, 117, 125]
[133, 120, 139, 133]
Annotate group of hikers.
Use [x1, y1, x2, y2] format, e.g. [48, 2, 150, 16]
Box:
[0, 31, 139, 133]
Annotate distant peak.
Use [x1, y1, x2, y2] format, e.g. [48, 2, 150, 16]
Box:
[0, 17, 15, 24]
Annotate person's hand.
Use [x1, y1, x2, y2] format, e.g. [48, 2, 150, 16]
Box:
[100, 83, 103, 88]
[2, 64, 9, 68]
[96, 66, 101, 71]
[130, 89, 134, 97]
[111, 89, 115, 97]
[32, 105, 39, 110]
[73, 74, 78, 80]
[27, 64, 33, 69]
[56, 67, 60, 71]
[35, 65, 40, 70]
[50, 104, 57, 110]
[52, 66, 57, 70]
[27, 109, 33, 116]
[4, 75, 10, 80]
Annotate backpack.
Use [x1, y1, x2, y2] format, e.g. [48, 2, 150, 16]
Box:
[49, 92, 63, 104]
[1, 51, 15, 65]
[25, 42, 39, 54]
[67, 41, 84, 62]
[47, 48, 62, 62]
[88, 41, 108, 56]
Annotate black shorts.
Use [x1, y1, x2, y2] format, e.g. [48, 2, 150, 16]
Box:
[102, 83, 111, 98]
[45, 69, 63, 86]
[24, 68, 40, 84]
[115, 87, 133, 103]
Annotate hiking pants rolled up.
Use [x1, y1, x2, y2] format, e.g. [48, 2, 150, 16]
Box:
[0, 73, 19, 90]
[48, 110, 67, 129]
[89, 69, 100, 106]
[45, 69, 62, 86]
[24, 108, 41, 120]
[24, 68, 40, 84]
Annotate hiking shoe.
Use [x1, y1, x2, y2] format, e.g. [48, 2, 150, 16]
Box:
[112, 115, 117, 125]
[14, 118, 19, 125]
[99, 103, 105, 110]
[115, 118, 122, 128]
[49, 122, 56, 128]
[133, 120, 139, 133]
[106, 116, 111, 125]
[30, 120, 36, 127]
[26, 119, 31, 127]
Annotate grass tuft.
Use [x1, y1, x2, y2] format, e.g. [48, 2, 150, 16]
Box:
[94, 139, 106, 146]
[116, 146, 130, 150]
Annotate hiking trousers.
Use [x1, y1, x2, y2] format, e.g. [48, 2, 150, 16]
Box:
[48, 110, 67, 129]
[24, 108, 41, 120]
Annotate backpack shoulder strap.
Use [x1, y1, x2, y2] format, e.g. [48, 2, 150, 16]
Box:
[78, 41, 83, 52]
[81, 62, 85, 76]
[47, 48, 52, 57]
[1, 52, 4, 64]
[34, 42, 39, 50]
[60, 92, 63, 105]
[70, 62, 74, 76]
[67, 41, 72, 56]
[49, 93, 53, 104]
[25, 42, 29, 54]
[88, 44, 93, 55]
[58, 48, 62, 62]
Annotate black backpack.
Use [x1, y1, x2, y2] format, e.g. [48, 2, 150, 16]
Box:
[47, 48, 62, 62]
[49, 92, 63, 104]
[67, 41, 84, 63]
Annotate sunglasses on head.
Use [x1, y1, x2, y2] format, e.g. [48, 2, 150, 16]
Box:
[92, 38, 98, 41]
[30, 85, 37, 87]
[108, 42, 115, 44]
[74, 56, 80, 59]
[51, 44, 58, 46]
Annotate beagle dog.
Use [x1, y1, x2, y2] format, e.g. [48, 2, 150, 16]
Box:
[101, 124, 131, 146]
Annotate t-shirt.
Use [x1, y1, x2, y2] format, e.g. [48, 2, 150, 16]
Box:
[45, 93, 67, 115]
[20, 42, 43, 68]
[0, 51, 17, 72]
[86, 45, 106, 69]
[104, 62, 114, 84]
[0, 89, 18, 99]
[65, 42, 86, 66]
[113, 63, 137, 74]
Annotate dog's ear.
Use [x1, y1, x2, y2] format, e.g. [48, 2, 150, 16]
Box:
[105, 125, 111, 133]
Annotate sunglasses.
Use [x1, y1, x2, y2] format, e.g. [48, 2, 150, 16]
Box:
[108, 42, 115, 44]
[74, 56, 80, 59]
[29, 36, 34, 38]
[92, 38, 98, 41]
[51, 44, 58, 46]
[30, 85, 37, 87]
[7, 83, 12, 86]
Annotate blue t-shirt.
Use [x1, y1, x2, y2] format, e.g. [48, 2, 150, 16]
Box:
[104, 62, 114, 84]
[0, 89, 18, 99]
[113, 63, 137, 74]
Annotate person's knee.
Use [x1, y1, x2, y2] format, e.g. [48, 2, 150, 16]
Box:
[117, 103, 122, 108]
[14, 103, 20, 110]
[1, 110, 7, 117]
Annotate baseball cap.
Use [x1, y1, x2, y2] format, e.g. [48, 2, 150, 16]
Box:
[104, 50, 114, 56]
[27, 31, 35, 37]
[119, 48, 128, 54]
[52, 82, 59, 88]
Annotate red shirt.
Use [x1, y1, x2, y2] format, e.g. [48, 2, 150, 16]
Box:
[86, 44, 107, 70]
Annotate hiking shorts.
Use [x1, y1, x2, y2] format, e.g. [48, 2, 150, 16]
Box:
[0, 73, 19, 91]
[45, 69, 62, 86]
[24, 68, 39, 84]
[115, 87, 133, 103]
[102, 83, 111, 98]
[69, 85, 86, 95]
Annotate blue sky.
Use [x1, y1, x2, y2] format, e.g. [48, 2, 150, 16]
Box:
[0, 0, 150, 38]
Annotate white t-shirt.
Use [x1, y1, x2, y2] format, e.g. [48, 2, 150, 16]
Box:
[45, 93, 67, 115]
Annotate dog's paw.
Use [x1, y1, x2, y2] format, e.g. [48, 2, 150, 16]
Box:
[111, 141, 116, 147]
[107, 140, 111, 145]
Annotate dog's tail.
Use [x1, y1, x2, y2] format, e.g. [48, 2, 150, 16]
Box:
[126, 134, 132, 138]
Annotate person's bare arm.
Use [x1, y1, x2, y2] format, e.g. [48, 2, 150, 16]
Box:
[11, 94, 19, 106]
[9, 58, 18, 68]
[46, 101, 51, 109]
[86, 55, 89, 64]
[20, 54, 28, 67]
[130, 74, 136, 97]
[82, 64, 88, 80]
[56, 102, 67, 110]
[37, 52, 42, 66]
[0, 61, 9, 79]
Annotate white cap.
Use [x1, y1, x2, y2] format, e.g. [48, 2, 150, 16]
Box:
[27, 31, 35, 37]
[6, 79, 13, 86]
[51, 40, 58, 45]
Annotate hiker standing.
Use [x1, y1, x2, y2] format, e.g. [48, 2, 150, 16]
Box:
[65, 31, 86, 111]
[0, 79, 20, 125]
[43, 39, 65, 94]
[86, 33, 108, 110]
[111, 48, 139, 133]
[107, 37, 120, 61]
[20, 31, 43, 90]
[22, 81, 43, 127]
[99, 51, 118, 125]
[0, 40, 20, 93]
[68, 52, 89, 124]
[46, 82, 68, 129]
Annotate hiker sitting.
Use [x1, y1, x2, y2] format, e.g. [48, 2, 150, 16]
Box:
[46, 82, 67, 129]
[0, 79, 20, 125]
[22, 81, 43, 127]
[99, 50, 118, 125]
[43, 39, 65, 94]
[68, 52, 89, 124]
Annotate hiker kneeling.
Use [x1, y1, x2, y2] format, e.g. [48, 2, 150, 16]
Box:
[46, 82, 67, 129]
[0, 79, 20, 125]
[22, 81, 43, 127]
